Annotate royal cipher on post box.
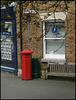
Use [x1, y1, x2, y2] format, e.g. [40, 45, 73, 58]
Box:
[20, 46, 33, 80]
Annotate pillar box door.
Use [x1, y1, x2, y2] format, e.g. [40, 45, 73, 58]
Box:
[20, 46, 33, 80]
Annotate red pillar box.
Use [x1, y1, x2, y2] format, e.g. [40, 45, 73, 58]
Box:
[20, 46, 33, 80]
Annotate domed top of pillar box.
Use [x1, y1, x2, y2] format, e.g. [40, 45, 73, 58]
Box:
[20, 46, 33, 54]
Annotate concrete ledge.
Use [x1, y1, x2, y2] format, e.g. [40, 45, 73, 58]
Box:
[41, 58, 66, 63]
[18, 69, 22, 76]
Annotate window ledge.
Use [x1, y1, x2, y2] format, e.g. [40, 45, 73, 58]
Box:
[41, 58, 66, 63]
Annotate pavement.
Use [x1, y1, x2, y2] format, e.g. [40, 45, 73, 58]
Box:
[1, 71, 75, 99]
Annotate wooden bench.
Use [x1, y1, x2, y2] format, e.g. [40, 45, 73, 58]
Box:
[43, 62, 75, 80]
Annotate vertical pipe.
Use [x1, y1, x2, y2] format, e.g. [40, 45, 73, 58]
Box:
[19, 1, 23, 69]
[28, 22, 30, 49]
[19, 1, 22, 51]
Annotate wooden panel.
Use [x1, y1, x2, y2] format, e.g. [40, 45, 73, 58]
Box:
[47, 72, 75, 77]
[45, 62, 75, 79]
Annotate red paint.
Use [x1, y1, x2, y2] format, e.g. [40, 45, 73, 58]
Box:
[69, 36, 73, 39]
[20, 46, 33, 80]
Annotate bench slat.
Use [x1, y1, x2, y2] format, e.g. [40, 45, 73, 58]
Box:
[44, 62, 75, 80]
[46, 72, 75, 77]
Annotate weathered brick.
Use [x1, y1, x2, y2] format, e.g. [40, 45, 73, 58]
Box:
[16, 1, 75, 70]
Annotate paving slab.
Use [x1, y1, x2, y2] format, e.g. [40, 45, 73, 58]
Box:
[1, 71, 75, 99]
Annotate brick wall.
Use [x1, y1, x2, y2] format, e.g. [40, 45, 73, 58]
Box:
[65, 2, 75, 63]
[16, 1, 75, 71]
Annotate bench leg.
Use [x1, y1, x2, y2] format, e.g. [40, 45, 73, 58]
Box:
[44, 69, 46, 80]
[46, 74, 48, 79]
[44, 69, 48, 80]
